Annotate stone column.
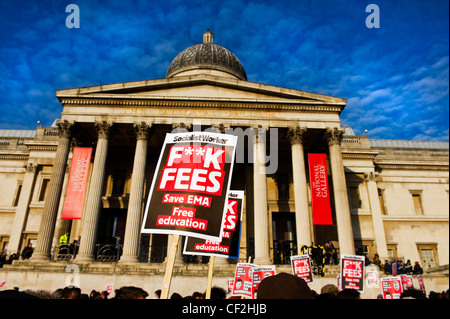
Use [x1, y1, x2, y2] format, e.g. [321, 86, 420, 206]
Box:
[325, 127, 355, 256]
[8, 162, 39, 255]
[120, 122, 151, 263]
[287, 127, 312, 248]
[365, 171, 388, 259]
[31, 120, 73, 261]
[76, 121, 113, 262]
[252, 126, 271, 264]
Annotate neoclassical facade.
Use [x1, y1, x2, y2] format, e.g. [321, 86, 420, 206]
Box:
[0, 31, 448, 295]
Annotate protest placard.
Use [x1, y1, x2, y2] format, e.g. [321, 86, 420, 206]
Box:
[252, 265, 276, 299]
[228, 279, 235, 295]
[417, 275, 426, 293]
[381, 276, 403, 299]
[291, 254, 313, 283]
[340, 254, 365, 292]
[366, 266, 379, 288]
[232, 263, 256, 298]
[141, 131, 237, 242]
[401, 274, 414, 290]
[183, 190, 244, 259]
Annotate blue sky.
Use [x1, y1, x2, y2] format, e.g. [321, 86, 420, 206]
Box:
[0, 0, 448, 141]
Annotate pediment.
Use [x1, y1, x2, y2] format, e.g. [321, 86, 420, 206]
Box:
[56, 74, 347, 108]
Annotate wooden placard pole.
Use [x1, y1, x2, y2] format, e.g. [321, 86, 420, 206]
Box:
[160, 234, 180, 299]
[205, 256, 215, 299]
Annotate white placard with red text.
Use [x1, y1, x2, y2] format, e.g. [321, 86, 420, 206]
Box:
[183, 190, 244, 259]
[141, 132, 237, 242]
[381, 276, 403, 299]
[232, 263, 256, 298]
[252, 265, 276, 299]
[291, 254, 314, 283]
[340, 254, 365, 292]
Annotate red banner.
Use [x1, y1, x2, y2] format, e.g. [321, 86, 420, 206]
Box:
[308, 153, 333, 225]
[61, 147, 92, 219]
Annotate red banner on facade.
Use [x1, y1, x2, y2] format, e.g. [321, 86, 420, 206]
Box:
[61, 147, 92, 219]
[308, 153, 333, 225]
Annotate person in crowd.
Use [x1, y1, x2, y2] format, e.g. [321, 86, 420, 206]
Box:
[316, 284, 339, 300]
[61, 286, 81, 299]
[153, 289, 161, 299]
[320, 284, 339, 296]
[59, 232, 69, 245]
[337, 289, 361, 299]
[114, 286, 149, 299]
[372, 254, 383, 270]
[0, 254, 6, 267]
[21, 243, 34, 260]
[390, 258, 399, 275]
[192, 291, 203, 299]
[398, 260, 405, 274]
[90, 290, 101, 299]
[400, 288, 427, 299]
[72, 236, 81, 255]
[324, 241, 336, 265]
[170, 292, 183, 299]
[209, 286, 227, 299]
[100, 290, 109, 299]
[404, 259, 413, 274]
[413, 261, 424, 274]
[364, 253, 371, 266]
[383, 259, 392, 275]
[257, 272, 314, 299]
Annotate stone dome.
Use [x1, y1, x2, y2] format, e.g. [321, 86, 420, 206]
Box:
[166, 30, 247, 80]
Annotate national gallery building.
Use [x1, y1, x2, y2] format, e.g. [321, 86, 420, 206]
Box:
[0, 31, 448, 295]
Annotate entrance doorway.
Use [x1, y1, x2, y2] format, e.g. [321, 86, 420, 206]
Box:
[97, 208, 127, 246]
[272, 212, 297, 264]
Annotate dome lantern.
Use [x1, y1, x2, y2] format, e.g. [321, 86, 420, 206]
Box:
[165, 30, 247, 80]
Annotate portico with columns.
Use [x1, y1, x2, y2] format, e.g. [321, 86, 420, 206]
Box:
[30, 64, 359, 265]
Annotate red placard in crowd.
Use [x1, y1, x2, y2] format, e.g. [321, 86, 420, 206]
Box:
[141, 132, 237, 242]
[417, 275, 426, 293]
[183, 190, 244, 259]
[291, 254, 314, 283]
[61, 147, 92, 219]
[381, 276, 403, 299]
[232, 263, 256, 298]
[308, 153, 333, 225]
[252, 265, 276, 299]
[340, 254, 365, 292]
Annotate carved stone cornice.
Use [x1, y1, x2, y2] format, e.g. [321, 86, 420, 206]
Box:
[325, 127, 344, 146]
[25, 162, 39, 173]
[251, 125, 268, 143]
[210, 123, 229, 134]
[286, 127, 307, 145]
[172, 122, 191, 133]
[133, 122, 152, 140]
[59, 97, 344, 113]
[56, 120, 74, 139]
[94, 121, 114, 139]
[0, 154, 29, 160]
[364, 171, 379, 182]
